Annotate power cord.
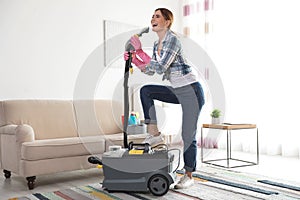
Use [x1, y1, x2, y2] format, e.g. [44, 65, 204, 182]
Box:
[168, 148, 181, 173]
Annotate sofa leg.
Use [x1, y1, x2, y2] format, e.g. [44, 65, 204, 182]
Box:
[26, 176, 36, 190]
[3, 170, 11, 179]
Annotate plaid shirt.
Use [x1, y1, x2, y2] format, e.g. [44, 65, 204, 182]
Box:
[143, 30, 197, 88]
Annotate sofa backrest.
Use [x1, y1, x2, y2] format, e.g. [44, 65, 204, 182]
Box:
[0, 100, 78, 140]
[73, 99, 123, 137]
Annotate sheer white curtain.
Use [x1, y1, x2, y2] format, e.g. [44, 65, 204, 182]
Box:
[183, 0, 300, 158]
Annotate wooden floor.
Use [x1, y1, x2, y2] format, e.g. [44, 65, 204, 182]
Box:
[1, 148, 300, 199]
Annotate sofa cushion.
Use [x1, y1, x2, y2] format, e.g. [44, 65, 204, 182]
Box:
[21, 136, 105, 161]
[0, 100, 78, 140]
[74, 100, 123, 136]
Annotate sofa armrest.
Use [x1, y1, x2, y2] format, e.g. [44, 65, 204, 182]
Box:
[0, 124, 35, 143]
[0, 125, 18, 135]
[16, 125, 35, 143]
[0, 124, 35, 173]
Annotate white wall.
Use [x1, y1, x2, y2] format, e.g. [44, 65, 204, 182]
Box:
[210, 0, 300, 156]
[0, 0, 182, 99]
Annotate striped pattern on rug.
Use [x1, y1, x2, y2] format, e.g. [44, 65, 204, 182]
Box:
[11, 183, 203, 200]
[10, 168, 300, 200]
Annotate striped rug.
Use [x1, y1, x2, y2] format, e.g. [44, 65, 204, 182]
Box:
[10, 167, 300, 200]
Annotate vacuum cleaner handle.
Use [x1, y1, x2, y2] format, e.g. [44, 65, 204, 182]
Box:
[136, 27, 149, 37]
[128, 141, 150, 152]
[125, 27, 149, 51]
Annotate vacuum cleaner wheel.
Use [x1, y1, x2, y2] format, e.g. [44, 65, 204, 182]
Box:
[148, 174, 169, 196]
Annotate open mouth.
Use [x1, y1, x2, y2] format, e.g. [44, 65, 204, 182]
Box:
[152, 23, 158, 28]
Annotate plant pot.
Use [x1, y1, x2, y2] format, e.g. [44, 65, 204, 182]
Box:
[211, 117, 220, 124]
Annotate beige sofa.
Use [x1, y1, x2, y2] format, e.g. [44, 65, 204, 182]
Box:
[0, 99, 147, 189]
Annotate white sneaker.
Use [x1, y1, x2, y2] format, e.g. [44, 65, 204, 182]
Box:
[174, 174, 194, 189]
[143, 134, 164, 146]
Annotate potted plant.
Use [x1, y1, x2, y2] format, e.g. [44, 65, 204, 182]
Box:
[210, 109, 221, 124]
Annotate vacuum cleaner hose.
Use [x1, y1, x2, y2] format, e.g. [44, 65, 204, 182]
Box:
[88, 156, 102, 165]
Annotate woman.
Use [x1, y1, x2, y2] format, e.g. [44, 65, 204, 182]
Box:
[124, 8, 205, 189]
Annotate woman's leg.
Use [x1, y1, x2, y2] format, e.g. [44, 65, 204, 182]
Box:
[180, 82, 205, 172]
[174, 82, 205, 189]
[140, 85, 180, 144]
[140, 84, 179, 125]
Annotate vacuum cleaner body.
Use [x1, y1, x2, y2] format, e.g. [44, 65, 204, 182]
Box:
[101, 146, 176, 195]
[88, 27, 180, 196]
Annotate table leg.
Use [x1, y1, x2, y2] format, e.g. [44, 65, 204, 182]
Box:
[227, 130, 230, 167]
[201, 127, 204, 162]
[257, 128, 259, 164]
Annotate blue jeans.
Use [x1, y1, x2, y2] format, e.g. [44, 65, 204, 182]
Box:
[140, 82, 205, 172]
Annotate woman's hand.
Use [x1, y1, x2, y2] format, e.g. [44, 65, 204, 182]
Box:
[124, 49, 150, 71]
[124, 51, 137, 61]
[130, 35, 142, 50]
[123, 51, 145, 69]
[123, 51, 130, 61]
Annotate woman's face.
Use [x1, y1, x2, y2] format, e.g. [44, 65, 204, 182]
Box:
[151, 10, 169, 32]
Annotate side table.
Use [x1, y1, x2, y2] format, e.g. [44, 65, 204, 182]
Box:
[201, 123, 259, 168]
[163, 132, 175, 145]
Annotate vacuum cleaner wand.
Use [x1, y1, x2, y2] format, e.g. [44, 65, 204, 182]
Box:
[136, 26, 150, 37]
[123, 27, 149, 148]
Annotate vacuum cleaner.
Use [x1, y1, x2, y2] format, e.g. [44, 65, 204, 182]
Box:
[88, 27, 180, 196]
